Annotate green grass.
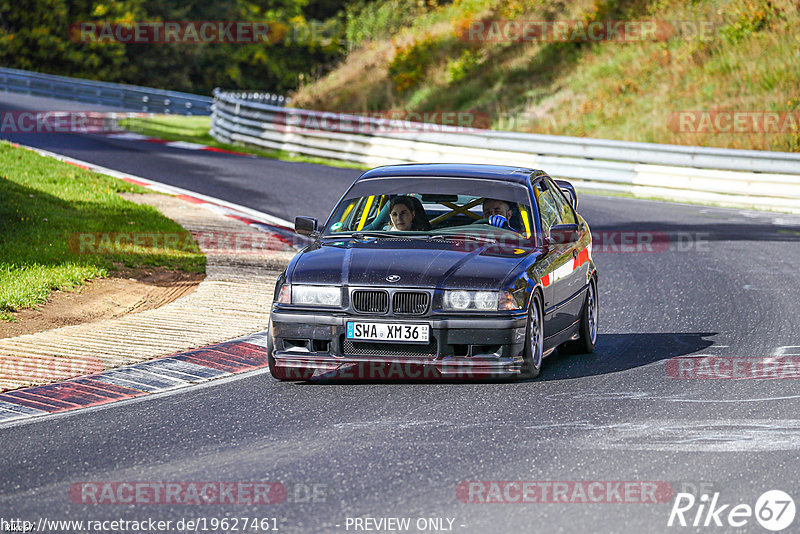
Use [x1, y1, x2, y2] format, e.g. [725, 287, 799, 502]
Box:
[121, 115, 214, 143]
[120, 115, 369, 170]
[0, 142, 205, 320]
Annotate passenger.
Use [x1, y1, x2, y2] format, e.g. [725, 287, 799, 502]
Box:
[389, 196, 419, 231]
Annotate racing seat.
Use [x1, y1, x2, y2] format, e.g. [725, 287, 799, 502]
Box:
[508, 207, 523, 231]
[407, 196, 432, 231]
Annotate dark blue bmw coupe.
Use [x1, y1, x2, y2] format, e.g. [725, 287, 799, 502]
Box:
[267, 163, 598, 381]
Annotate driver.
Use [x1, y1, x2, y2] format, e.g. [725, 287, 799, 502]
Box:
[482, 198, 514, 229]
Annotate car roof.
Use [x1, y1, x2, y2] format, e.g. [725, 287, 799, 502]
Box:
[358, 164, 547, 185]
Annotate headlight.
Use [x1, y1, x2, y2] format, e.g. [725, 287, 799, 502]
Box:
[442, 290, 522, 311]
[444, 290, 471, 310]
[473, 291, 498, 310]
[291, 285, 341, 307]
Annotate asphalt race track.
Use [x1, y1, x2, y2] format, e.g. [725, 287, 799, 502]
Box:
[2, 93, 800, 533]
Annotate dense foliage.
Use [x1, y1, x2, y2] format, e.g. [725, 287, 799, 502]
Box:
[0, 0, 350, 95]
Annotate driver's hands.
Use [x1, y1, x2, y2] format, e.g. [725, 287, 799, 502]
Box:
[488, 214, 509, 228]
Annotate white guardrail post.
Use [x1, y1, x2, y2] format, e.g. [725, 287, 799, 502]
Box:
[210, 89, 800, 213]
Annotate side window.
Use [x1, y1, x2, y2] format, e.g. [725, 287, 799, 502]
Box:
[546, 179, 576, 224]
[535, 181, 561, 233]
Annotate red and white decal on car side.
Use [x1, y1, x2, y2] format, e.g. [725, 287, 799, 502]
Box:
[552, 261, 575, 283]
[540, 243, 592, 287]
[574, 244, 591, 269]
[540, 261, 573, 287]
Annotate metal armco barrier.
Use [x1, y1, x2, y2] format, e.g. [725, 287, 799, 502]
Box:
[211, 90, 800, 213]
[0, 67, 212, 115]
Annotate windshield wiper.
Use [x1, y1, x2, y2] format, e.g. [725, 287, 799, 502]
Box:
[427, 233, 496, 243]
[318, 231, 389, 239]
[328, 232, 496, 243]
[350, 231, 386, 239]
[348, 232, 426, 240]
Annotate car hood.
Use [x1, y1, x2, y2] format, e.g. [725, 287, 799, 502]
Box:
[289, 238, 538, 290]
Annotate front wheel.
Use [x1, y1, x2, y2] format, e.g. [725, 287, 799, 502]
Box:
[562, 277, 598, 355]
[519, 294, 544, 380]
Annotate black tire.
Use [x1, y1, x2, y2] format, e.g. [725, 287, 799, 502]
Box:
[562, 277, 598, 355]
[267, 319, 313, 381]
[519, 293, 544, 380]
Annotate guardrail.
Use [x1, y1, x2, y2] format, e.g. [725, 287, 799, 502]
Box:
[211, 90, 800, 213]
[217, 90, 290, 107]
[0, 67, 212, 115]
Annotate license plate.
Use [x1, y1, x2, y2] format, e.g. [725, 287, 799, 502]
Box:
[346, 322, 429, 343]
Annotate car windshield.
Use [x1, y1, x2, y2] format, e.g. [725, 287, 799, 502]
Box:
[322, 176, 535, 243]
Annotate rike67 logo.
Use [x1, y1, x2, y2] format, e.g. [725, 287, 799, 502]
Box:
[668, 490, 795, 531]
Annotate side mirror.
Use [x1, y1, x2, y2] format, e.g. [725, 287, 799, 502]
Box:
[548, 223, 580, 246]
[554, 180, 578, 211]
[294, 216, 318, 236]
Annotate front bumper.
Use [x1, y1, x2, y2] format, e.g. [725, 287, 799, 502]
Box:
[269, 309, 527, 379]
